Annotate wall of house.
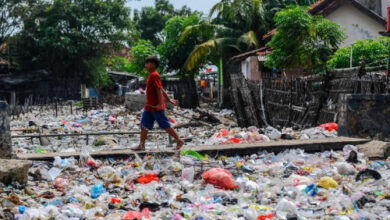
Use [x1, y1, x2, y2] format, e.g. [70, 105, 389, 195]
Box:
[326, 2, 386, 46]
[358, 0, 382, 15]
[241, 56, 261, 81]
[382, 0, 390, 18]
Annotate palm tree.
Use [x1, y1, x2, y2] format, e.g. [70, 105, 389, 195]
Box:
[180, 0, 266, 71]
[179, 0, 266, 106]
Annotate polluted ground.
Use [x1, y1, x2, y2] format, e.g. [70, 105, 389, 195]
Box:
[1, 102, 390, 220]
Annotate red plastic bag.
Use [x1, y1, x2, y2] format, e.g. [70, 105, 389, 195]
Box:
[223, 137, 242, 144]
[257, 212, 275, 220]
[320, 123, 338, 131]
[137, 173, 160, 184]
[122, 208, 150, 220]
[217, 129, 229, 137]
[202, 168, 239, 190]
[111, 197, 121, 204]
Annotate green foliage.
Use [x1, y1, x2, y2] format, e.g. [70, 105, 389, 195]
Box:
[265, 5, 345, 73]
[129, 39, 159, 78]
[0, 0, 18, 43]
[107, 56, 132, 73]
[12, 0, 132, 88]
[264, 0, 318, 27]
[133, 0, 197, 46]
[328, 37, 390, 69]
[181, 0, 266, 71]
[158, 14, 211, 77]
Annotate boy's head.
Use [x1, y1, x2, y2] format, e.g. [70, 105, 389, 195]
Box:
[145, 56, 160, 72]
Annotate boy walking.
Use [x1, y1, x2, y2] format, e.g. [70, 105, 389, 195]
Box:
[133, 56, 184, 151]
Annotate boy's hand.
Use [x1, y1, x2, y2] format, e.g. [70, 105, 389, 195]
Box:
[169, 99, 179, 106]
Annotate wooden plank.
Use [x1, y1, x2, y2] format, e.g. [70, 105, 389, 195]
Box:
[12, 131, 166, 138]
[16, 137, 370, 160]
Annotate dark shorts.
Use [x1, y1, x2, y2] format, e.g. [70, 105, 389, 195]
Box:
[140, 110, 171, 130]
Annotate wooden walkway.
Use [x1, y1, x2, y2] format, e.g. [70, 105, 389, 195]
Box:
[17, 137, 369, 160]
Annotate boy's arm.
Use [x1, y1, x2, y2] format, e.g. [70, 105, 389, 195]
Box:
[156, 88, 164, 110]
[162, 89, 179, 106]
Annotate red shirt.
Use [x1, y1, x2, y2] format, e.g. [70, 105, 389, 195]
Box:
[145, 71, 165, 112]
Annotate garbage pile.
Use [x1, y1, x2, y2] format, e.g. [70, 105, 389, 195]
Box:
[2, 145, 390, 219]
[11, 104, 338, 154]
[205, 125, 338, 145]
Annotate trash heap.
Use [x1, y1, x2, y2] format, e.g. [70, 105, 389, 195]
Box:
[11, 104, 338, 154]
[2, 145, 390, 219]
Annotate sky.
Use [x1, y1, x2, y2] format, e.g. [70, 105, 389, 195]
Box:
[126, 0, 220, 14]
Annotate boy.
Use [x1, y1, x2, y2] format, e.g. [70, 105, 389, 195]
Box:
[133, 56, 184, 151]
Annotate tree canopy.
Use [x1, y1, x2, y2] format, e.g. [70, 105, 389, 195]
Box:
[158, 14, 211, 77]
[265, 5, 345, 73]
[133, 0, 197, 46]
[328, 37, 390, 69]
[12, 0, 132, 87]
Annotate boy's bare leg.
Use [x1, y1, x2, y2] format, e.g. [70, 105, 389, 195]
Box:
[133, 129, 148, 151]
[165, 127, 184, 150]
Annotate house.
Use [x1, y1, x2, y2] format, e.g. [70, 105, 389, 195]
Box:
[229, 47, 270, 81]
[230, 0, 389, 81]
[265, 0, 388, 46]
[309, 0, 387, 46]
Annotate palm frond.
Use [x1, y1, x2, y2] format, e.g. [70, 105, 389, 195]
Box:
[238, 30, 259, 49]
[184, 38, 227, 71]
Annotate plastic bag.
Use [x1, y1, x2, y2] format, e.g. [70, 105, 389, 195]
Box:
[181, 150, 205, 160]
[54, 178, 68, 192]
[47, 167, 62, 181]
[137, 173, 160, 184]
[318, 177, 338, 189]
[90, 184, 105, 199]
[122, 208, 150, 220]
[275, 199, 298, 218]
[181, 167, 195, 182]
[320, 122, 338, 131]
[265, 126, 281, 140]
[202, 168, 239, 190]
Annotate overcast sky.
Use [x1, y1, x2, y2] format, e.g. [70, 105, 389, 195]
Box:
[126, 0, 220, 14]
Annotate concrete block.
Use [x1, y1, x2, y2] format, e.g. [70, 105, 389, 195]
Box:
[338, 94, 390, 140]
[125, 93, 146, 111]
[357, 141, 390, 158]
[0, 159, 32, 184]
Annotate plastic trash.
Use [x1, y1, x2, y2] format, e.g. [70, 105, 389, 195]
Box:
[257, 212, 275, 220]
[356, 169, 382, 181]
[181, 150, 205, 160]
[318, 177, 338, 189]
[90, 184, 105, 199]
[54, 178, 68, 191]
[265, 126, 282, 140]
[320, 122, 338, 131]
[47, 167, 62, 181]
[275, 199, 298, 218]
[336, 162, 356, 175]
[202, 168, 239, 190]
[18, 205, 27, 214]
[346, 150, 358, 163]
[137, 173, 160, 184]
[181, 167, 195, 182]
[304, 184, 318, 196]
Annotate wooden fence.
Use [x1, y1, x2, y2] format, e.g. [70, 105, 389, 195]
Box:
[231, 67, 388, 128]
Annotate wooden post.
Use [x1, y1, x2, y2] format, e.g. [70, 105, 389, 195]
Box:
[209, 82, 214, 100]
[0, 102, 12, 159]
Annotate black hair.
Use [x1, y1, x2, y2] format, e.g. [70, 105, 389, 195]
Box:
[145, 56, 160, 68]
